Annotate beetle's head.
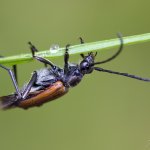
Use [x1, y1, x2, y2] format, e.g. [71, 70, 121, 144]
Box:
[80, 52, 97, 74]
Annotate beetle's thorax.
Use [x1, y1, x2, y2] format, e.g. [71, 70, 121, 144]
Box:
[79, 53, 95, 74]
[63, 53, 95, 87]
[63, 64, 83, 87]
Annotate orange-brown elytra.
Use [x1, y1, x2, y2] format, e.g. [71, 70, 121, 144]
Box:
[0, 81, 68, 109]
[18, 81, 68, 109]
[1, 34, 150, 110]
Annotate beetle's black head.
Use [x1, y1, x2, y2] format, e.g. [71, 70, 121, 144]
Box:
[80, 52, 96, 74]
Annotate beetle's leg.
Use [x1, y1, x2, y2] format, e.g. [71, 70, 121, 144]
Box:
[94, 67, 150, 82]
[28, 42, 38, 56]
[31, 54, 56, 69]
[0, 64, 21, 99]
[64, 44, 70, 74]
[80, 54, 84, 58]
[79, 37, 84, 44]
[28, 42, 51, 68]
[79, 37, 85, 58]
[22, 71, 37, 99]
[12, 65, 18, 84]
[0, 56, 18, 83]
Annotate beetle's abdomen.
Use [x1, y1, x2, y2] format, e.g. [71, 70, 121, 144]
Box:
[18, 81, 68, 109]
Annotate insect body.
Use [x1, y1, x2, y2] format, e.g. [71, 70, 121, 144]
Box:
[0, 34, 150, 109]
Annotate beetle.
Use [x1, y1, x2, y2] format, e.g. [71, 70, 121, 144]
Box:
[0, 34, 150, 109]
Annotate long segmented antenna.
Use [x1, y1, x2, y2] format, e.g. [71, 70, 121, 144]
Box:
[93, 33, 123, 65]
[94, 67, 150, 82]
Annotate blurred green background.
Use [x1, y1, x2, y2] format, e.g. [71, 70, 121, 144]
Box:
[0, 0, 150, 150]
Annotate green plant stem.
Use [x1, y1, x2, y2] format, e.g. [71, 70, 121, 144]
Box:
[0, 33, 150, 65]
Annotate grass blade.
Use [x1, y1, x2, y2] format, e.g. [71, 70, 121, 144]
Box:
[0, 33, 150, 65]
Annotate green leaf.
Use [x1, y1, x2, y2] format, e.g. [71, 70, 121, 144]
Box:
[0, 33, 150, 65]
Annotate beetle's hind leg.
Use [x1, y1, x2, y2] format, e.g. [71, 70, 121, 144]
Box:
[0, 64, 21, 99]
[0, 56, 18, 83]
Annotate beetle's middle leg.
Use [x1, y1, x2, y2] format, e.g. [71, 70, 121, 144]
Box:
[21, 71, 37, 99]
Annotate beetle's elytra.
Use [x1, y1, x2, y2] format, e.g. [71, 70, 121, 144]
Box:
[18, 81, 68, 109]
[0, 34, 150, 110]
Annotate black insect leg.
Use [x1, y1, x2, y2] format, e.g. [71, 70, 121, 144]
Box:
[0, 64, 21, 99]
[28, 42, 38, 56]
[80, 54, 84, 58]
[22, 71, 37, 99]
[0, 56, 18, 83]
[94, 67, 150, 82]
[12, 65, 18, 84]
[79, 37, 84, 44]
[28, 42, 56, 69]
[64, 44, 70, 74]
[79, 37, 85, 58]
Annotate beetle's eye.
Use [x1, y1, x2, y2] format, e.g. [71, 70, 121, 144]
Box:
[82, 62, 88, 69]
[85, 64, 89, 69]
[80, 61, 90, 73]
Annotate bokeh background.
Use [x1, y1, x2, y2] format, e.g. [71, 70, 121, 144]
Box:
[0, 0, 150, 150]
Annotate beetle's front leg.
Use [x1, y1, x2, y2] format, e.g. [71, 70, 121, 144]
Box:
[79, 37, 85, 58]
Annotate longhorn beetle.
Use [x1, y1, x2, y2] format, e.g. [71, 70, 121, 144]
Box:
[0, 34, 150, 109]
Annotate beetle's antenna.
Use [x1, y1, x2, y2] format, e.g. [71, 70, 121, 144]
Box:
[94, 67, 150, 82]
[93, 33, 123, 65]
